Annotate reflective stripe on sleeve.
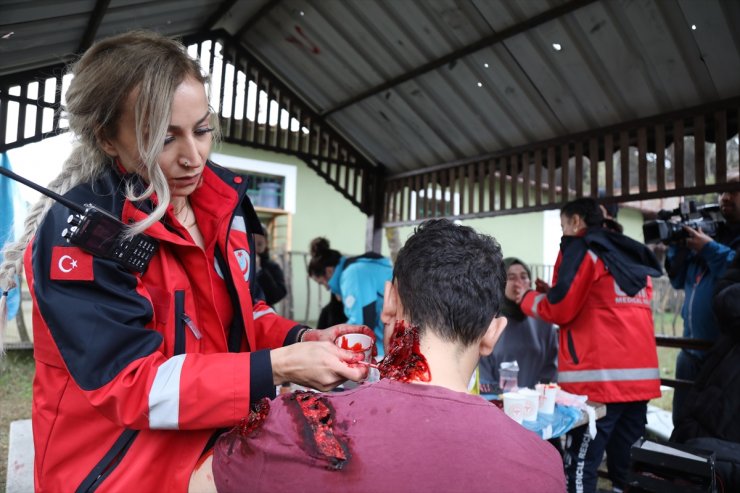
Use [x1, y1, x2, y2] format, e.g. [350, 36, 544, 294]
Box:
[530, 294, 545, 317]
[253, 308, 276, 320]
[231, 215, 246, 234]
[558, 367, 660, 383]
[148, 355, 186, 430]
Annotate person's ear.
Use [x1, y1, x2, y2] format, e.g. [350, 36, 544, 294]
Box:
[381, 281, 398, 324]
[575, 214, 587, 232]
[479, 316, 507, 357]
[381, 281, 399, 349]
[96, 130, 119, 158]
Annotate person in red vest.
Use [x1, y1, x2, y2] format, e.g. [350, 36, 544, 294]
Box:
[520, 197, 663, 493]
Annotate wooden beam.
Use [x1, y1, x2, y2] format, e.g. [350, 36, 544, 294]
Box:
[201, 0, 241, 32]
[78, 0, 111, 53]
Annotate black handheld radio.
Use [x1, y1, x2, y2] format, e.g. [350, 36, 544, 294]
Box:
[0, 166, 158, 273]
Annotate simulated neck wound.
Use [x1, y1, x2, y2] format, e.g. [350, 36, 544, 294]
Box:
[377, 320, 431, 383]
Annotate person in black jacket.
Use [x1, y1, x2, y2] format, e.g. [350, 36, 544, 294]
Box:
[254, 225, 287, 307]
[671, 247, 740, 489]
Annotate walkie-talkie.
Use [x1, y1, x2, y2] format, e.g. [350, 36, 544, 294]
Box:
[0, 166, 158, 273]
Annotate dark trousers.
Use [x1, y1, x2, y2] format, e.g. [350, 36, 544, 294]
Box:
[672, 349, 705, 425]
[564, 401, 648, 493]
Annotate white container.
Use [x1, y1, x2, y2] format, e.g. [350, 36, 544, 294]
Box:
[518, 388, 540, 421]
[335, 333, 373, 363]
[499, 360, 519, 392]
[540, 384, 558, 415]
[502, 392, 526, 424]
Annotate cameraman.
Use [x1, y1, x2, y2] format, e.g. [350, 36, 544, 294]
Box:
[667, 178, 740, 424]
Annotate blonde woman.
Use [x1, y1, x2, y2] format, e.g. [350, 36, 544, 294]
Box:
[0, 31, 372, 492]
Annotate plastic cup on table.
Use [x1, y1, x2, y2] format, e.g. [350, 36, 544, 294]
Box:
[502, 392, 526, 424]
[518, 388, 540, 422]
[540, 384, 558, 415]
[535, 383, 546, 404]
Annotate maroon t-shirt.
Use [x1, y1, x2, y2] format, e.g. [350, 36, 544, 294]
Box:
[213, 379, 565, 492]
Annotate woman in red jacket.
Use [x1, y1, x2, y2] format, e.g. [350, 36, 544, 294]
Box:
[520, 197, 662, 493]
[0, 31, 372, 492]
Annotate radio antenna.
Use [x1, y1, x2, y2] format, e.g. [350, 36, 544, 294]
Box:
[0, 165, 86, 214]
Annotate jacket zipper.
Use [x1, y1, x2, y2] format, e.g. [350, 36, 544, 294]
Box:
[566, 330, 579, 364]
[174, 290, 186, 355]
[75, 429, 139, 492]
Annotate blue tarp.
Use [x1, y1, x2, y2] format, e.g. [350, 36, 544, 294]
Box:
[481, 393, 584, 440]
[520, 404, 582, 439]
[1, 152, 21, 320]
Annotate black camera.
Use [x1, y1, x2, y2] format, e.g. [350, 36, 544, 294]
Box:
[643, 201, 723, 245]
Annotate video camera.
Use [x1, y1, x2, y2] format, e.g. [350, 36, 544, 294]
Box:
[643, 200, 723, 245]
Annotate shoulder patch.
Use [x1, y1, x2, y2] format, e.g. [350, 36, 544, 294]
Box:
[344, 295, 356, 309]
[50, 246, 94, 281]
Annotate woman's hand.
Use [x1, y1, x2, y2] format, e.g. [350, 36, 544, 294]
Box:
[270, 339, 370, 391]
[534, 278, 550, 294]
[302, 323, 375, 343]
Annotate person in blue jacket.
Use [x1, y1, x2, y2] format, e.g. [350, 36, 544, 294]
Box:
[308, 237, 393, 356]
[666, 179, 740, 423]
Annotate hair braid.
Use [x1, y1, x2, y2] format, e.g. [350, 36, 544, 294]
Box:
[0, 30, 212, 350]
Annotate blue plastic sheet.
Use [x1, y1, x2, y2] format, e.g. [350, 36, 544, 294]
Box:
[480, 394, 584, 440]
[520, 404, 582, 439]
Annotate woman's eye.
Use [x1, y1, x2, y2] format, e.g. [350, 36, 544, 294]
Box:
[164, 135, 175, 145]
[195, 127, 214, 136]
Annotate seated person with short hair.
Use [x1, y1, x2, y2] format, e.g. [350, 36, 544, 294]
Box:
[190, 219, 565, 493]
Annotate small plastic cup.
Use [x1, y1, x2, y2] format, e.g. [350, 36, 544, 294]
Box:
[335, 333, 373, 363]
[518, 388, 540, 421]
[540, 384, 558, 415]
[502, 392, 526, 424]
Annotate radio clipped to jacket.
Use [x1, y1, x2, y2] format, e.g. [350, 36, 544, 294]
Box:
[0, 165, 158, 273]
[61, 204, 158, 272]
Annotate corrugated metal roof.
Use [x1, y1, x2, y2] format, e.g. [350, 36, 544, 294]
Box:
[1, 0, 739, 176]
[233, 0, 740, 173]
[0, 0, 247, 75]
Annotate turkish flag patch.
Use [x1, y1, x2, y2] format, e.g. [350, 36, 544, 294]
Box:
[50, 246, 94, 281]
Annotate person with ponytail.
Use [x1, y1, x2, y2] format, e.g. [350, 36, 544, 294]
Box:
[519, 197, 663, 493]
[308, 237, 393, 356]
[0, 31, 373, 492]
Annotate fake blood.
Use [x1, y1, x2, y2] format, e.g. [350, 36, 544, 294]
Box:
[236, 398, 270, 437]
[289, 391, 349, 470]
[377, 320, 431, 383]
[339, 338, 365, 352]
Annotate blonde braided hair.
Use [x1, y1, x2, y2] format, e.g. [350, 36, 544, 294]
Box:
[0, 31, 214, 351]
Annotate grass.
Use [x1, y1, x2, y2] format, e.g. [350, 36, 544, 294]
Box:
[0, 350, 35, 490]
